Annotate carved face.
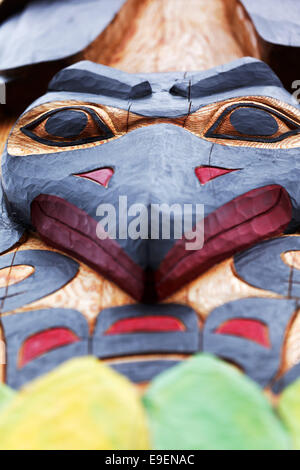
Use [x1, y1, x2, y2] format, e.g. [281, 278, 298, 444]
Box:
[1, 57, 300, 392]
[2, 58, 300, 302]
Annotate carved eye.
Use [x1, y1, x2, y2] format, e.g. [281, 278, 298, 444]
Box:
[205, 104, 300, 143]
[21, 107, 114, 147]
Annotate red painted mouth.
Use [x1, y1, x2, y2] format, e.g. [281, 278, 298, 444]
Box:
[31, 194, 145, 300]
[155, 184, 292, 299]
[105, 316, 186, 335]
[31, 184, 292, 301]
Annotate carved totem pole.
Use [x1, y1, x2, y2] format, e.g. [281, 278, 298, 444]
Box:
[0, 0, 299, 450]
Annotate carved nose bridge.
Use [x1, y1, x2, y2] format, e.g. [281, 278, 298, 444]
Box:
[70, 123, 214, 196]
[136, 126, 186, 195]
[127, 122, 213, 171]
[102, 123, 216, 206]
[143, 123, 215, 193]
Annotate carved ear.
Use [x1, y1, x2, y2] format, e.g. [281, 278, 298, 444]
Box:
[0, 184, 24, 254]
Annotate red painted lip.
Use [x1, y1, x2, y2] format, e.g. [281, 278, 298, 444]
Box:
[156, 184, 292, 299]
[31, 184, 292, 301]
[215, 319, 270, 348]
[19, 328, 79, 368]
[31, 194, 145, 300]
[105, 316, 186, 335]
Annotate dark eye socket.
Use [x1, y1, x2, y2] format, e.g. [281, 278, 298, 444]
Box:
[21, 106, 114, 147]
[205, 103, 300, 143]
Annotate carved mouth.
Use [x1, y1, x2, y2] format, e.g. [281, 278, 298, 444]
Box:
[31, 194, 145, 300]
[31, 184, 292, 301]
[156, 185, 292, 299]
[104, 315, 186, 335]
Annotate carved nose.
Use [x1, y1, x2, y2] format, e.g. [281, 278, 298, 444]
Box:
[195, 166, 238, 185]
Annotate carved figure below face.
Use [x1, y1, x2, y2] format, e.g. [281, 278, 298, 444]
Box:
[2, 58, 300, 302]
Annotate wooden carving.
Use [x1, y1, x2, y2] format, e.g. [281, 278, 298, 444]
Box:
[0, 0, 300, 451]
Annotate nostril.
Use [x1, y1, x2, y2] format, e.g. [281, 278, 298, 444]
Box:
[195, 166, 239, 185]
[75, 167, 114, 188]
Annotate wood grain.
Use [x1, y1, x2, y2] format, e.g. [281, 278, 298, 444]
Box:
[84, 0, 261, 73]
[165, 258, 280, 320]
[0, 113, 15, 161]
[0, 325, 4, 384]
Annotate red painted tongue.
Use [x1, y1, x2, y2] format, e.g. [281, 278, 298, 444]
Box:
[195, 166, 238, 185]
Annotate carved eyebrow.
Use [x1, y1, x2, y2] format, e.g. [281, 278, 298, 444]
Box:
[49, 64, 152, 100]
[170, 60, 283, 99]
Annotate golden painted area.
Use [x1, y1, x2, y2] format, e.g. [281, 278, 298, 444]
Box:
[105, 353, 189, 365]
[165, 258, 280, 319]
[281, 251, 300, 271]
[0, 322, 4, 383]
[0, 114, 15, 160]
[0, 265, 34, 289]
[283, 310, 300, 372]
[280, 251, 300, 374]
